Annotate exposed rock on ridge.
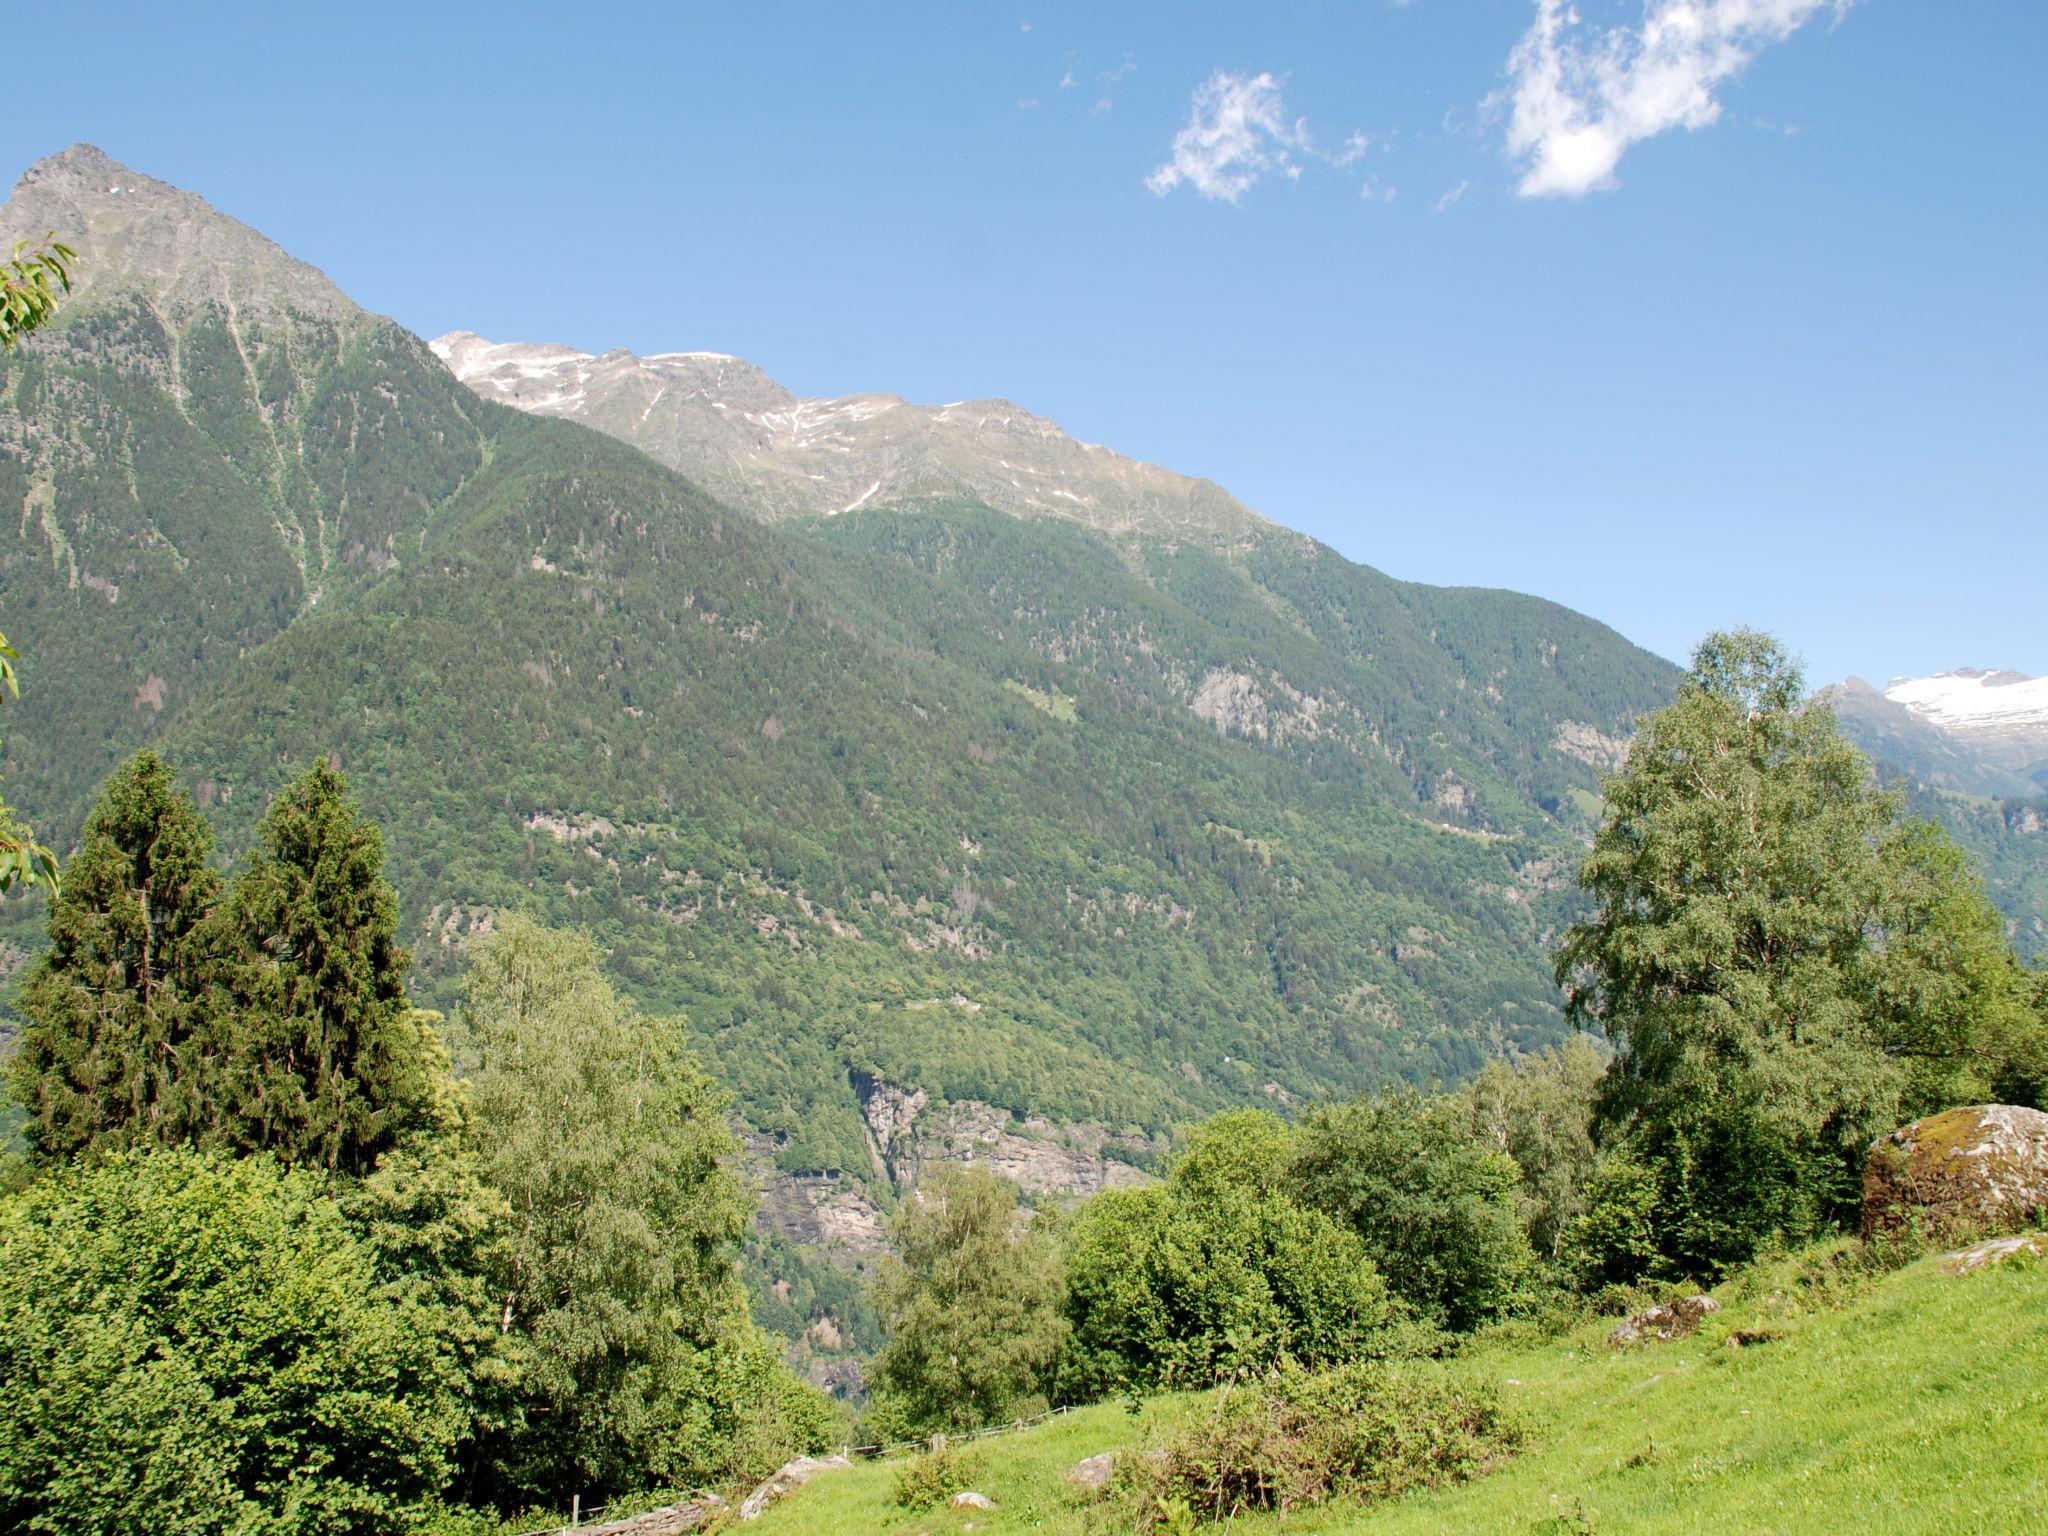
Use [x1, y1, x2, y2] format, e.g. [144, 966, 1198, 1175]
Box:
[431, 330, 1268, 539]
[1, 143, 359, 327]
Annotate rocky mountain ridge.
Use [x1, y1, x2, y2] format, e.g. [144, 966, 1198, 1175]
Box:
[430, 330, 1267, 539]
[1827, 670, 2048, 798]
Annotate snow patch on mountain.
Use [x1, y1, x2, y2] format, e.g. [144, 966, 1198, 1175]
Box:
[1885, 670, 2048, 738]
[428, 331, 1269, 539]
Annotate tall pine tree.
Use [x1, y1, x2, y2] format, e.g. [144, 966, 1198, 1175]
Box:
[207, 759, 428, 1176]
[10, 751, 221, 1159]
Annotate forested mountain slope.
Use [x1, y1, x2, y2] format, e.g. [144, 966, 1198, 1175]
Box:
[0, 146, 1687, 1207]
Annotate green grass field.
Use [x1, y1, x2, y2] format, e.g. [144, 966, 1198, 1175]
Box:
[746, 1240, 2047, 1535]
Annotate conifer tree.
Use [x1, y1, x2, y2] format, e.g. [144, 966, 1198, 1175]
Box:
[208, 758, 428, 1176]
[10, 751, 220, 1159]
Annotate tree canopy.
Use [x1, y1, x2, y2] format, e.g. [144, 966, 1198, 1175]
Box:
[0, 234, 73, 352]
[867, 1162, 1067, 1437]
[1556, 628, 2046, 1273]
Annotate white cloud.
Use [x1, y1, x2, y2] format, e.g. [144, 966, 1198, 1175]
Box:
[1433, 178, 1472, 212]
[1501, 0, 1849, 198]
[1146, 71, 1315, 203]
[1330, 130, 1372, 168]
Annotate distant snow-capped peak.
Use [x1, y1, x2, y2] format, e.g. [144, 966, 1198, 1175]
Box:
[1883, 669, 2048, 743]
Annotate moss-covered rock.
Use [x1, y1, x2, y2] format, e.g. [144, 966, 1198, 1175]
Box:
[1861, 1105, 2048, 1238]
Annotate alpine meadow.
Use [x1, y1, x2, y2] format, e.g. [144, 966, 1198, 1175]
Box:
[1, 6, 2045, 1528]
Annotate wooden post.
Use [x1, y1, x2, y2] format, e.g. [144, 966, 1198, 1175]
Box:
[570, 1493, 580, 1528]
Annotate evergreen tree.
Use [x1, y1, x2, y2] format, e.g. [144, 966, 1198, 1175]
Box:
[10, 751, 220, 1160]
[867, 1162, 1067, 1437]
[208, 758, 428, 1176]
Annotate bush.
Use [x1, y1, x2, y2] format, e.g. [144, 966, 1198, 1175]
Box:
[1109, 1359, 1520, 1528]
[890, 1440, 987, 1509]
[1290, 1088, 1534, 1330]
[1058, 1113, 1394, 1401]
[0, 1147, 470, 1534]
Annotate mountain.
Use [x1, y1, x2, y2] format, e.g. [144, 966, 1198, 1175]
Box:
[1880, 669, 2048, 783]
[430, 331, 1266, 537]
[0, 144, 1693, 1364]
[1824, 670, 2048, 952]
[1827, 669, 2048, 798]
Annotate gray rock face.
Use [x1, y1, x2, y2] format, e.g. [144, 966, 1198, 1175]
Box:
[2, 143, 360, 328]
[749, 1078, 1161, 1260]
[431, 330, 1269, 539]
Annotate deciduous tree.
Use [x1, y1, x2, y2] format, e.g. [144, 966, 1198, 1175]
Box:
[868, 1162, 1067, 1436]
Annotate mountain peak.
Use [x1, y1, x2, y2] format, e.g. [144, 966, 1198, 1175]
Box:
[1, 142, 358, 327]
[431, 331, 1271, 538]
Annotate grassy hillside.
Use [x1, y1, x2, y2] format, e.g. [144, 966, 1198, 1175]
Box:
[745, 1241, 2047, 1534]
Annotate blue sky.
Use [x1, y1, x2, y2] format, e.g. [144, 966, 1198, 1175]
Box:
[7, 1, 2042, 685]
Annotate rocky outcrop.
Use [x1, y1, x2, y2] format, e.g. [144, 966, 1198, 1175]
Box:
[853, 1075, 1160, 1201]
[1552, 720, 1631, 773]
[1861, 1105, 2048, 1238]
[1609, 1294, 1719, 1348]
[748, 1154, 889, 1259]
[1941, 1233, 2046, 1274]
[737, 1454, 852, 1521]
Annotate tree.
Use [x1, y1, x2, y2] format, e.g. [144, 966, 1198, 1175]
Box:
[207, 759, 430, 1176]
[10, 751, 221, 1160]
[1289, 1088, 1532, 1331]
[0, 234, 74, 352]
[0, 1147, 470, 1534]
[867, 1163, 1067, 1437]
[1555, 628, 2035, 1273]
[456, 914, 829, 1500]
[1058, 1110, 1392, 1402]
[0, 630, 57, 893]
[1463, 1034, 1607, 1260]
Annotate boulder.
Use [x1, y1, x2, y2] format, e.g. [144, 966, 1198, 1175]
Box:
[950, 1491, 996, 1510]
[1609, 1294, 1718, 1348]
[737, 1454, 852, 1521]
[1862, 1105, 2048, 1238]
[1941, 1232, 2046, 1275]
[1067, 1451, 1116, 1492]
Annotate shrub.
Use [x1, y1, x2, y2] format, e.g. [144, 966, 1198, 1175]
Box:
[0, 1147, 470, 1533]
[890, 1440, 987, 1509]
[1290, 1088, 1534, 1330]
[1058, 1113, 1394, 1401]
[1109, 1359, 1519, 1528]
